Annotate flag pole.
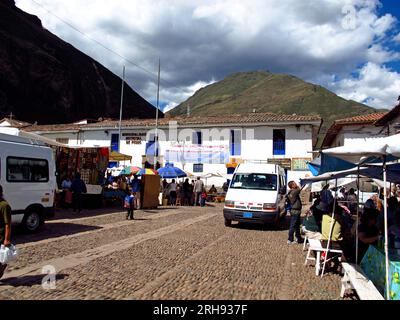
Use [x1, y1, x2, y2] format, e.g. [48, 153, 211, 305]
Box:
[118, 65, 125, 153]
[154, 58, 160, 170]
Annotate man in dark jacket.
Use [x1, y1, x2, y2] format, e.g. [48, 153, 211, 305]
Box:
[286, 181, 304, 244]
[0, 185, 11, 279]
[71, 172, 87, 213]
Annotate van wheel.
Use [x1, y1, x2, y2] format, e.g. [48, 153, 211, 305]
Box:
[22, 211, 43, 233]
[224, 218, 232, 227]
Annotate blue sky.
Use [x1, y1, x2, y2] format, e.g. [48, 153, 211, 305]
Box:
[15, 0, 400, 112]
[379, 0, 400, 71]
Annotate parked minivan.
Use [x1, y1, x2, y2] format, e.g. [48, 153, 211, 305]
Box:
[0, 133, 56, 232]
[223, 163, 287, 227]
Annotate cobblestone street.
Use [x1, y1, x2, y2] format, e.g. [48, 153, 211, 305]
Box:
[0, 204, 344, 300]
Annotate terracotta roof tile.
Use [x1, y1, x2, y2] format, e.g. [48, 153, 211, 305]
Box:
[0, 118, 33, 128]
[24, 112, 321, 132]
[24, 123, 83, 132]
[334, 113, 386, 124]
[85, 113, 321, 128]
[321, 112, 387, 148]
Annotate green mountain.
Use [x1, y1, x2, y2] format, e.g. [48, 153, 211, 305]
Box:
[168, 71, 383, 146]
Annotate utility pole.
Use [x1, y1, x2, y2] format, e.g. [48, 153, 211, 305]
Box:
[154, 58, 160, 170]
[118, 65, 125, 153]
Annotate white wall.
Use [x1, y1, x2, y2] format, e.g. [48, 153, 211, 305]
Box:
[36, 123, 315, 187]
[340, 125, 387, 147]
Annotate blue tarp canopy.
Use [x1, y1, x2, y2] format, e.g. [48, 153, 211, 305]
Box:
[301, 163, 400, 186]
[307, 153, 356, 176]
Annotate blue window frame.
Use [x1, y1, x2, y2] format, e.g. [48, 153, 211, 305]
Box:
[145, 134, 159, 156]
[273, 129, 285, 156]
[230, 130, 241, 156]
[111, 134, 119, 152]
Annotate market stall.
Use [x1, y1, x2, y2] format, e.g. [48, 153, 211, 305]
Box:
[56, 146, 109, 208]
[303, 135, 400, 299]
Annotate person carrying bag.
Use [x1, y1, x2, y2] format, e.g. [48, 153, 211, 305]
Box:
[286, 181, 304, 245]
[0, 185, 15, 279]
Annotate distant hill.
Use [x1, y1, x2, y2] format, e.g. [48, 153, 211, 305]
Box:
[0, 0, 161, 124]
[168, 71, 383, 145]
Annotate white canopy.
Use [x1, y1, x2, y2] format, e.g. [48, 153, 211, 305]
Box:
[322, 133, 400, 163]
[319, 134, 400, 299]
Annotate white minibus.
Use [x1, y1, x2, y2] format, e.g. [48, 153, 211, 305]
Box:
[223, 163, 287, 227]
[0, 133, 56, 232]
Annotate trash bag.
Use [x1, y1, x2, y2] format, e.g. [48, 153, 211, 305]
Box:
[0, 245, 19, 264]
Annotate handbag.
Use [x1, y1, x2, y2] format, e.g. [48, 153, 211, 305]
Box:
[0, 244, 19, 264]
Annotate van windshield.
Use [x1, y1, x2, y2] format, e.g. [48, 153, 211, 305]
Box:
[230, 173, 277, 191]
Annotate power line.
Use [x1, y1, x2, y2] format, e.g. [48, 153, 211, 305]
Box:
[29, 0, 175, 87]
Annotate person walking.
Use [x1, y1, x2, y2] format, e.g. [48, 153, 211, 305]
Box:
[194, 177, 204, 206]
[124, 191, 135, 220]
[286, 181, 304, 244]
[190, 180, 195, 205]
[130, 176, 142, 209]
[168, 179, 177, 206]
[0, 185, 11, 279]
[71, 172, 87, 213]
[182, 178, 191, 206]
[61, 176, 73, 209]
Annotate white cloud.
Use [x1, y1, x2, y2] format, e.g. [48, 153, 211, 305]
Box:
[14, 0, 400, 110]
[366, 44, 400, 64]
[394, 33, 400, 43]
[331, 62, 400, 108]
[162, 102, 178, 113]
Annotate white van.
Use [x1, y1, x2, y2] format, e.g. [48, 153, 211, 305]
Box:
[223, 163, 287, 227]
[0, 133, 56, 232]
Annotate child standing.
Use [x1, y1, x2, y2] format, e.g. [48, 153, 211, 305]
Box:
[200, 189, 207, 207]
[124, 191, 135, 220]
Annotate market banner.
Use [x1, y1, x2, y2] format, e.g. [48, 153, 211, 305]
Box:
[164, 143, 229, 164]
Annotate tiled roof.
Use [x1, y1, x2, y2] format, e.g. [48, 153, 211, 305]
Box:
[24, 123, 82, 132]
[86, 113, 321, 127]
[25, 113, 322, 132]
[0, 118, 33, 128]
[321, 112, 387, 148]
[334, 113, 386, 124]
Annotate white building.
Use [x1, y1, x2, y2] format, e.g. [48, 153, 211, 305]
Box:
[1, 113, 322, 187]
[320, 113, 388, 149]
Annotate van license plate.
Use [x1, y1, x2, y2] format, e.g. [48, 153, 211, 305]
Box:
[243, 212, 253, 218]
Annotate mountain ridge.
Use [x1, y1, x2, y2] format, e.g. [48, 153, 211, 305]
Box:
[167, 71, 384, 145]
[0, 0, 161, 124]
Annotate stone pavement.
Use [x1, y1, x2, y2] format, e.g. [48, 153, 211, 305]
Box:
[0, 204, 345, 300]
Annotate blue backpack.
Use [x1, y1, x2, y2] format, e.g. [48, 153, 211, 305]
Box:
[124, 195, 134, 209]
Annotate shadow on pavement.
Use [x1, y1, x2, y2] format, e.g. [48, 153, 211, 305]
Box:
[0, 273, 68, 287]
[230, 217, 291, 232]
[49, 207, 125, 221]
[12, 223, 103, 245]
